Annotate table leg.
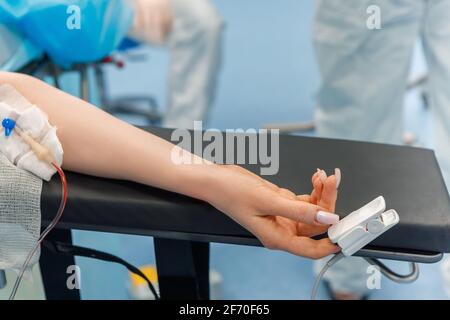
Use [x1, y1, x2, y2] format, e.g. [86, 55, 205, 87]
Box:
[39, 229, 81, 300]
[154, 238, 210, 300]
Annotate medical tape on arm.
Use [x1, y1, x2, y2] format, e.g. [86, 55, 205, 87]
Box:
[0, 84, 63, 181]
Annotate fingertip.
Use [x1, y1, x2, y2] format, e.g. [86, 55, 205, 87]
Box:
[323, 175, 338, 193]
[316, 239, 341, 258]
[319, 170, 327, 183]
[313, 174, 324, 189]
[325, 173, 336, 183]
[321, 238, 341, 252]
[330, 242, 341, 254]
[312, 170, 320, 185]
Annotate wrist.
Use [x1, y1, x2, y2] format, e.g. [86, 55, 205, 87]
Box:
[179, 162, 225, 204]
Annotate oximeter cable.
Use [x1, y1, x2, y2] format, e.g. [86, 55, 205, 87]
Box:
[310, 253, 420, 300]
[48, 242, 160, 300]
[9, 162, 68, 300]
[310, 252, 344, 300]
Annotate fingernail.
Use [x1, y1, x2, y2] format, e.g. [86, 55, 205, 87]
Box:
[335, 168, 341, 189]
[316, 211, 340, 225]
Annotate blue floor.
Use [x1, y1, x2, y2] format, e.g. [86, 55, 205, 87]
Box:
[70, 0, 450, 299]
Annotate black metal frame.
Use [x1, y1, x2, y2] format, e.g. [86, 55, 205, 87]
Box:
[40, 229, 81, 300]
[38, 226, 442, 300]
[39, 231, 210, 300]
[155, 238, 210, 300]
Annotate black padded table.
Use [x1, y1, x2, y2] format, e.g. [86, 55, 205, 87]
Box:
[39, 127, 450, 300]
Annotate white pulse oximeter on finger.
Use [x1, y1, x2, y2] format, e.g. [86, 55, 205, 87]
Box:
[328, 196, 400, 256]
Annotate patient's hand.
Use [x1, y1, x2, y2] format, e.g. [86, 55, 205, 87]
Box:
[207, 165, 341, 259]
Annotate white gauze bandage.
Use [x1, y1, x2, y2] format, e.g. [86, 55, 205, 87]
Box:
[0, 153, 41, 278]
[0, 84, 63, 180]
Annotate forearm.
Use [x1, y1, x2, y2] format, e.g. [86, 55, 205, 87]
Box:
[0, 72, 341, 259]
[0, 72, 217, 201]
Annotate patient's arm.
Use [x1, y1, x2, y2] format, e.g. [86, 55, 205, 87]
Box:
[0, 72, 340, 259]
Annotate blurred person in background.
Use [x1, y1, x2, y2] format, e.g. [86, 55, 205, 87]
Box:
[312, 0, 450, 299]
[128, 0, 224, 129]
[0, 0, 224, 130]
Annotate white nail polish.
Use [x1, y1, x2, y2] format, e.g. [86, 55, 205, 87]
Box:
[335, 168, 341, 189]
[316, 211, 340, 225]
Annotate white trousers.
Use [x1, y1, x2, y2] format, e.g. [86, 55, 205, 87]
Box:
[129, 0, 224, 129]
[313, 0, 450, 295]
